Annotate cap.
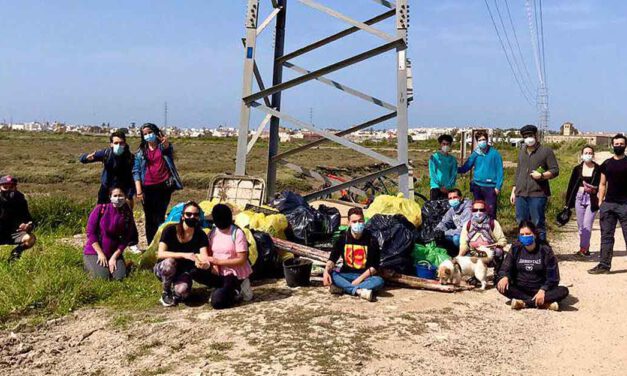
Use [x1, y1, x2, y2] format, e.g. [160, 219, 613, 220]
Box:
[520, 124, 538, 136]
[0, 175, 17, 185]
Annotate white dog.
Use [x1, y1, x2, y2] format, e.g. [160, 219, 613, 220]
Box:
[437, 248, 494, 290]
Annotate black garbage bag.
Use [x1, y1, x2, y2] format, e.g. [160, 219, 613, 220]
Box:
[285, 205, 341, 245]
[317, 204, 341, 234]
[251, 230, 283, 279]
[365, 214, 416, 274]
[415, 199, 450, 244]
[270, 191, 309, 214]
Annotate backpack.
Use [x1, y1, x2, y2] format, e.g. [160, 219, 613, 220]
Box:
[466, 218, 495, 232]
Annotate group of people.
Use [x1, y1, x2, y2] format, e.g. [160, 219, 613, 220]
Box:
[3, 122, 627, 311]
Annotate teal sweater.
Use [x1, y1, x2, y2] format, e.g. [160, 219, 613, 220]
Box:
[458, 146, 504, 189]
[429, 152, 458, 189]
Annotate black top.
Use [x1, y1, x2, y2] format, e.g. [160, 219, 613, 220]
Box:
[0, 190, 33, 236]
[514, 144, 560, 197]
[565, 162, 601, 211]
[330, 229, 381, 274]
[498, 242, 560, 291]
[160, 225, 209, 270]
[600, 157, 627, 204]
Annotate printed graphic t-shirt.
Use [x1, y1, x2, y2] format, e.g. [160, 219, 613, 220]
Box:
[330, 230, 381, 274]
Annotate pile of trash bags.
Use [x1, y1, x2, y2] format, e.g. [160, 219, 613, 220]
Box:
[366, 214, 416, 275]
[271, 191, 340, 245]
[412, 241, 450, 267]
[365, 193, 422, 228]
[414, 199, 450, 244]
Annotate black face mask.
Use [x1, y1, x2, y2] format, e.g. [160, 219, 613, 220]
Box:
[0, 190, 15, 201]
[184, 218, 199, 228]
[613, 146, 626, 156]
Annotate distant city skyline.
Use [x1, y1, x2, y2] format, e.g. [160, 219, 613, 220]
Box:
[1, 1, 626, 132]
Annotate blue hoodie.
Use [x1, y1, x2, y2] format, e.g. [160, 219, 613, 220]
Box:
[458, 146, 504, 190]
[429, 151, 458, 190]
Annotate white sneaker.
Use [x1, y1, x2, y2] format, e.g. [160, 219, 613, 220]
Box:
[511, 299, 526, 310]
[128, 245, 142, 254]
[240, 278, 253, 302]
[358, 289, 374, 302]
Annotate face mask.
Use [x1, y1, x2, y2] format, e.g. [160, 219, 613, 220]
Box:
[351, 222, 365, 235]
[524, 137, 536, 147]
[110, 196, 126, 208]
[112, 144, 124, 156]
[518, 234, 535, 247]
[184, 218, 199, 228]
[144, 133, 157, 143]
[448, 199, 460, 209]
[477, 140, 488, 150]
[472, 212, 487, 222]
[0, 190, 15, 200]
[581, 154, 593, 162]
[441, 145, 451, 153]
[613, 146, 626, 156]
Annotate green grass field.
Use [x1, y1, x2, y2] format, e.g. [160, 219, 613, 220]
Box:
[0, 130, 582, 326]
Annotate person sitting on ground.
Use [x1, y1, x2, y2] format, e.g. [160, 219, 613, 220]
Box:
[0, 175, 36, 262]
[154, 201, 210, 307]
[322, 207, 384, 302]
[83, 187, 137, 280]
[80, 130, 140, 254]
[459, 200, 508, 277]
[429, 134, 458, 201]
[434, 189, 472, 256]
[203, 204, 253, 310]
[497, 221, 569, 311]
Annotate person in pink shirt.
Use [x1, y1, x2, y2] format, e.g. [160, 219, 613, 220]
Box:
[201, 204, 253, 309]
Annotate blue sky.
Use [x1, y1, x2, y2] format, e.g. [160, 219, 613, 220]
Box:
[0, 0, 625, 132]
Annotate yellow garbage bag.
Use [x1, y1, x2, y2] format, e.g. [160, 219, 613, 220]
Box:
[234, 211, 288, 239]
[365, 193, 422, 227]
[199, 199, 242, 217]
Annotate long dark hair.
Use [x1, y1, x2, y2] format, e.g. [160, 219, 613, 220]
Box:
[138, 123, 162, 154]
[177, 201, 201, 240]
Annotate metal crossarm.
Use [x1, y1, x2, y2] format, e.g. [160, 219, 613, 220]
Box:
[235, 0, 413, 201]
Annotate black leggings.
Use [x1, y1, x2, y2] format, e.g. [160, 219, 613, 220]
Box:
[501, 284, 569, 307]
[194, 272, 241, 310]
[142, 182, 172, 244]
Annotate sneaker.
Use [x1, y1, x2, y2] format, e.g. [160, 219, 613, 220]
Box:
[547, 302, 559, 311]
[510, 299, 526, 310]
[576, 248, 591, 257]
[128, 245, 143, 255]
[588, 264, 610, 275]
[358, 289, 374, 302]
[240, 278, 254, 302]
[329, 285, 344, 295]
[160, 290, 177, 307]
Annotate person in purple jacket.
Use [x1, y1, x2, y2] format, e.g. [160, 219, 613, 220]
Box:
[83, 187, 137, 280]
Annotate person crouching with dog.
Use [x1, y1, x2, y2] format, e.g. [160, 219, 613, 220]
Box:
[459, 200, 507, 277]
[497, 220, 569, 311]
[323, 207, 384, 302]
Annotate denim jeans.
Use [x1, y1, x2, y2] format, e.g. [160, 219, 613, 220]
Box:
[471, 182, 498, 219]
[515, 196, 548, 241]
[331, 271, 384, 295]
[599, 202, 627, 269]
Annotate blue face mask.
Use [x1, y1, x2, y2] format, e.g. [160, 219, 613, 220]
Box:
[477, 140, 488, 150]
[448, 199, 460, 209]
[351, 222, 365, 235]
[472, 212, 487, 222]
[112, 144, 124, 156]
[144, 133, 157, 143]
[518, 234, 535, 247]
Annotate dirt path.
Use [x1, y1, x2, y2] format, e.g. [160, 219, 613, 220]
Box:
[2, 221, 626, 376]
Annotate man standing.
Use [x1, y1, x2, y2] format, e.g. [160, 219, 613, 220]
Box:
[0, 176, 36, 262]
[435, 189, 472, 256]
[589, 134, 627, 274]
[458, 130, 504, 219]
[323, 208, 384, 302]
[510, 125, 559, 241]
[429, 134, 458, 201]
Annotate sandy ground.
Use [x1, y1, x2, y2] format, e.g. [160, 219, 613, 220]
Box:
[2, 219, 627, 376]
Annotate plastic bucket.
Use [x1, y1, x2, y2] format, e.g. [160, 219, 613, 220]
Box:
[283, 258, 313, 287]
[415, 261, 437, 280]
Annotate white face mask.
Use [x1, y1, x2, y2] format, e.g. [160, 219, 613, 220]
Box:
[111, 196, 126, 208]
[524, 137, 536, 147]
[441, 145, 451, 153]
[582, 154, 593, 162]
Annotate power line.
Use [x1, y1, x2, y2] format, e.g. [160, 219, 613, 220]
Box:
[538, 0, 547, 85]
[525, 0, 544, 85]
[484, 0, 534, 105]
[503, 0, 535, 89]
[493, 0, 535, 99]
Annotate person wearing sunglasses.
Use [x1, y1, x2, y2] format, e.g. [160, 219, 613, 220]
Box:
[154, 201, 208, 307]
[459, 200, 508, 278]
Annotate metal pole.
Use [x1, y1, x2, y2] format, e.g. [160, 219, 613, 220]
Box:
[266, 0, 287, 200]
[396, 0, 411, 198]
[236, 0, 260, 175]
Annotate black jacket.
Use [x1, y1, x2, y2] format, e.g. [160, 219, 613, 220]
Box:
[0, 191, 33, 235]
[498, 242, 560, 291]
[565, 162, 601, 212]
